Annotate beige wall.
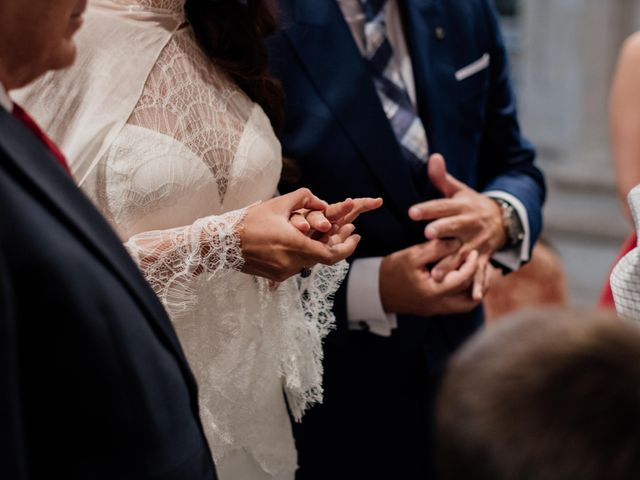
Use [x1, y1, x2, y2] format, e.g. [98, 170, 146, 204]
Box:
[517, 0, 640, 304]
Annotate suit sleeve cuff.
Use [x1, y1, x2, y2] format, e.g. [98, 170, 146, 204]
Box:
[346, 257, 398, 337]
[484, 190, 531, 272]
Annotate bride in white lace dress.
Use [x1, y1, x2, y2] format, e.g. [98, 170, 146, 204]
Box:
[16, 1, 381, 478]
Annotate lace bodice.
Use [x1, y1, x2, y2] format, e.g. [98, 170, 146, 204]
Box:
[128, 29, 267, 207]
[84, 25, 282, 280]
[112, 0, 185, 15]
[82, 27, 280, 316]
[75, 20, 346, 479]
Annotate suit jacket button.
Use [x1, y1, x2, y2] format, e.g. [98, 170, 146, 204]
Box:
[358, 321, 370, 332]
[435, 27, 446, 40]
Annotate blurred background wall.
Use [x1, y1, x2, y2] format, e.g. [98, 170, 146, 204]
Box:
[497, 0, 640, 306]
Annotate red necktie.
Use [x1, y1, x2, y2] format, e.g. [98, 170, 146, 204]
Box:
[12, 103, 72, 176]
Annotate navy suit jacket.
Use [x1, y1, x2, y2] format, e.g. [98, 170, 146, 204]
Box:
[270, 0, 545, 338]
[0, 108, 217, 479]
[269, 0, 545, 478]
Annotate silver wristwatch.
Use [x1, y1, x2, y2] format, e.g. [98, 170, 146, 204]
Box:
[493, 198, 524, 248]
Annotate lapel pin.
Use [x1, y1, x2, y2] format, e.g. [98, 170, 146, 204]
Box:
[435, 27, 446, 40]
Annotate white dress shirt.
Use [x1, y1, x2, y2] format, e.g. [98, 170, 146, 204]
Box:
[0, 83, 12, 112]
[338, 0, 531, 336]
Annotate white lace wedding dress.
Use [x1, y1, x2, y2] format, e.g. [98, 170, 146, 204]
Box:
[15, 1, 347, 478]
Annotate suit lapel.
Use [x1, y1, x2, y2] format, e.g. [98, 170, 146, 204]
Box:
[0, 110, 192, 376]
[284, 0, 424, 213]
[402, 0, 443, 135]
[402, 0, 463, 182]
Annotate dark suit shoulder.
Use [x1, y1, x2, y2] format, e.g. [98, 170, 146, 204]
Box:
[0, 115, 217, 479]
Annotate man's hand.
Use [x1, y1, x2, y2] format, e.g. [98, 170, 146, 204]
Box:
[379, 239, 482, 317]
[240, 189, 362, 282]
[408, 154, 506, 301]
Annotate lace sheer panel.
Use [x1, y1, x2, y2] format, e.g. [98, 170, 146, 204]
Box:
[80, 25, 281, 320]
[85, 125, 219, 239]
[281, 262, 350, 421]
[128, 27, 254, 203]
[125, 207, 247, 317]
[88, 26, 277, 320]
[111, 0, 185, 14]
[184, 262, 348, 475]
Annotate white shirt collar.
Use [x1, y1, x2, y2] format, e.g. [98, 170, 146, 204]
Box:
[0, 83, 12, 112]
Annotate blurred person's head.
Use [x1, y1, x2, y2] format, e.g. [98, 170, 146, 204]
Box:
[0, 0, 87, 90]
[437, 309, 640, 480]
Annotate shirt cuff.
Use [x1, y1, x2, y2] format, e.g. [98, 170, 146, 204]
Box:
[484, 190, 531, 272]
[346, 257, 398, 337]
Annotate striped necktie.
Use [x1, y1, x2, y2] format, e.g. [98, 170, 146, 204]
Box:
[361, 0, 429, 167]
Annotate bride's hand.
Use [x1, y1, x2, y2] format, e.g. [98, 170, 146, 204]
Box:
[239, 189, 363, 282]
[289, 197, 383, 242]
[325, 196, 383, 226]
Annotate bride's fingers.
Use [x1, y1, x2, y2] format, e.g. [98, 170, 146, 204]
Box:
[340, 197, 383, 224]
[322, 198, 382, 236]
[305, 210, 332, 233]
[327, 223, 356, 247]
[298, 195, 379, 246]
[324, 198, 354, 223]
[289, 212, 311, 234]
[310, 223, 341, 243]
[279, 188, 328, 214]
[296, 227, 359, 265]
[323, 234, 361, 264]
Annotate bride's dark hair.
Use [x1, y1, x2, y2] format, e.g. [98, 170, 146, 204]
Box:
[184, 0, 284, 130]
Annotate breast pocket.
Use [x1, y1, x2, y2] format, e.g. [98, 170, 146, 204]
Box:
[451, 54, 491, 136]
[454, 53, 491, 102]
[455, 54, 490, 81]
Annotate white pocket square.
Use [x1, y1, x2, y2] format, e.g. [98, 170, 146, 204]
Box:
[455, 53, 490, 81]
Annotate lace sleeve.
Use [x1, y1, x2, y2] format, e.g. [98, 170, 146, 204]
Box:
[124, 207, 248, 317]
[279, 260, 350, 421]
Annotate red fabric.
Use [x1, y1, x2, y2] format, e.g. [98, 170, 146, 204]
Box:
[598, 231, 637, 309]
[12, 103, 71, 175]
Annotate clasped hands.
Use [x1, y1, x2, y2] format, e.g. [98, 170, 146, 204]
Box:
[239, 153, 507, 314]
[240, 188, 383, 282]
[380, 154, 507, 317]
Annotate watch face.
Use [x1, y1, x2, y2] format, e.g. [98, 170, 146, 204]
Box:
[492, 198, 524, 247]
[495, 199, 522, 246]
[506, 205, 524, 245]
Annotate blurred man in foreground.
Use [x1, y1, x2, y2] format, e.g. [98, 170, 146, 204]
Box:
[438, 309, 640, 480]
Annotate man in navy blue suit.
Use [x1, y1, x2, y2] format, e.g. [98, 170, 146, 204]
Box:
[0, 1, 219, 478]
[269, 0, 546, 478]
